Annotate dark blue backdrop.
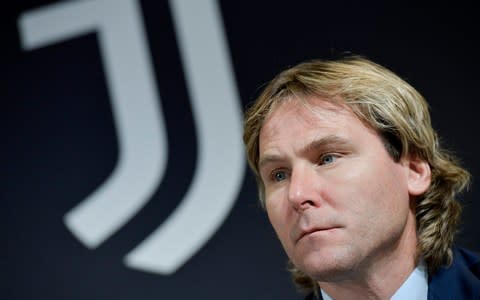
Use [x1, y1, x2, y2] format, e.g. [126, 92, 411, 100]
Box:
[2, 1, 479, 299]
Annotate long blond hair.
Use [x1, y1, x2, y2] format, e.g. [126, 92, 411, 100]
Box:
[243, 55, 470, 293]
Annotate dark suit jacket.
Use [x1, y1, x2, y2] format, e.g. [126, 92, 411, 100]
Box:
[428, 247, 480, 299]
[305, 247, 480, 300]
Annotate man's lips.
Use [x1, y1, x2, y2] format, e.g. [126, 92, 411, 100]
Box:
[294, 227, 340, 243]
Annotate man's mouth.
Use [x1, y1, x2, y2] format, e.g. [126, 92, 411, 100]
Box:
[295, 226, 340, 243]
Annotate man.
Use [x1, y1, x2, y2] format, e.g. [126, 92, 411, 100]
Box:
[243, 56, 480, 299]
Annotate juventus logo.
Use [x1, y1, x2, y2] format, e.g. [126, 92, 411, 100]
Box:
[18, 0, 245, 275]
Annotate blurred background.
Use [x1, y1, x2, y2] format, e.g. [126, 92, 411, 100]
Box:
[2, 0, 479, 299]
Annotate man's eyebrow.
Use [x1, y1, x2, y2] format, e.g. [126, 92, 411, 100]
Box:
[302, 135, 350, 154]
[258, 155, 284, 170]
[258, 135, 350, 169]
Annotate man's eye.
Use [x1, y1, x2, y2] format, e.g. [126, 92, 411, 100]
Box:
[320, 154, 338, 165]
[272, 170, 287, 182]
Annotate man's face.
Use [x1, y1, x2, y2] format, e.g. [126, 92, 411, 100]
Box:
[258, 97, 427, 282]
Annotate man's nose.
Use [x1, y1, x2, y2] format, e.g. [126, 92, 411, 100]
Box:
[287, 165, 321, 211]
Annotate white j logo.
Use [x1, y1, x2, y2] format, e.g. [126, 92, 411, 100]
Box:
[18, 0, 245, 275]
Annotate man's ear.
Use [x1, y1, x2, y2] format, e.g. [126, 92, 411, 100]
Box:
[404, 156, 431, 196]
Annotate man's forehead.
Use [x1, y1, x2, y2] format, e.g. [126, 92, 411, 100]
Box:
[257, 97, 360, 165]
[259, 97, 351, 141]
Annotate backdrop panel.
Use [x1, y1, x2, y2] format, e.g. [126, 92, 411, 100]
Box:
[2, 1, 479, 299]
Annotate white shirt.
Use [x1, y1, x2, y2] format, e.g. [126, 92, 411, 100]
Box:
[320, 261, 428, 300]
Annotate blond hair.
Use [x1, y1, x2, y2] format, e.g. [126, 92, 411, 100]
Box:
[243, 55, 470, 293]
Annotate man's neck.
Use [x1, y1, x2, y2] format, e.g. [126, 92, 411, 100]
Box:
[317, 214, 418, 300]
[320, 260, 428, 300]
[319, 261, 416, 300]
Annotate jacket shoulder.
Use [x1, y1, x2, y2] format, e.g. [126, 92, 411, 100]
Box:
[428, 246, 480, 300]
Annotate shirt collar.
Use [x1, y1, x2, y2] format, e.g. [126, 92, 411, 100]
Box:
[320, 260, 428, 300]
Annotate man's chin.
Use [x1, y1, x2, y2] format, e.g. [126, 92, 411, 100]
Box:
[293, 248, 357, 282]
